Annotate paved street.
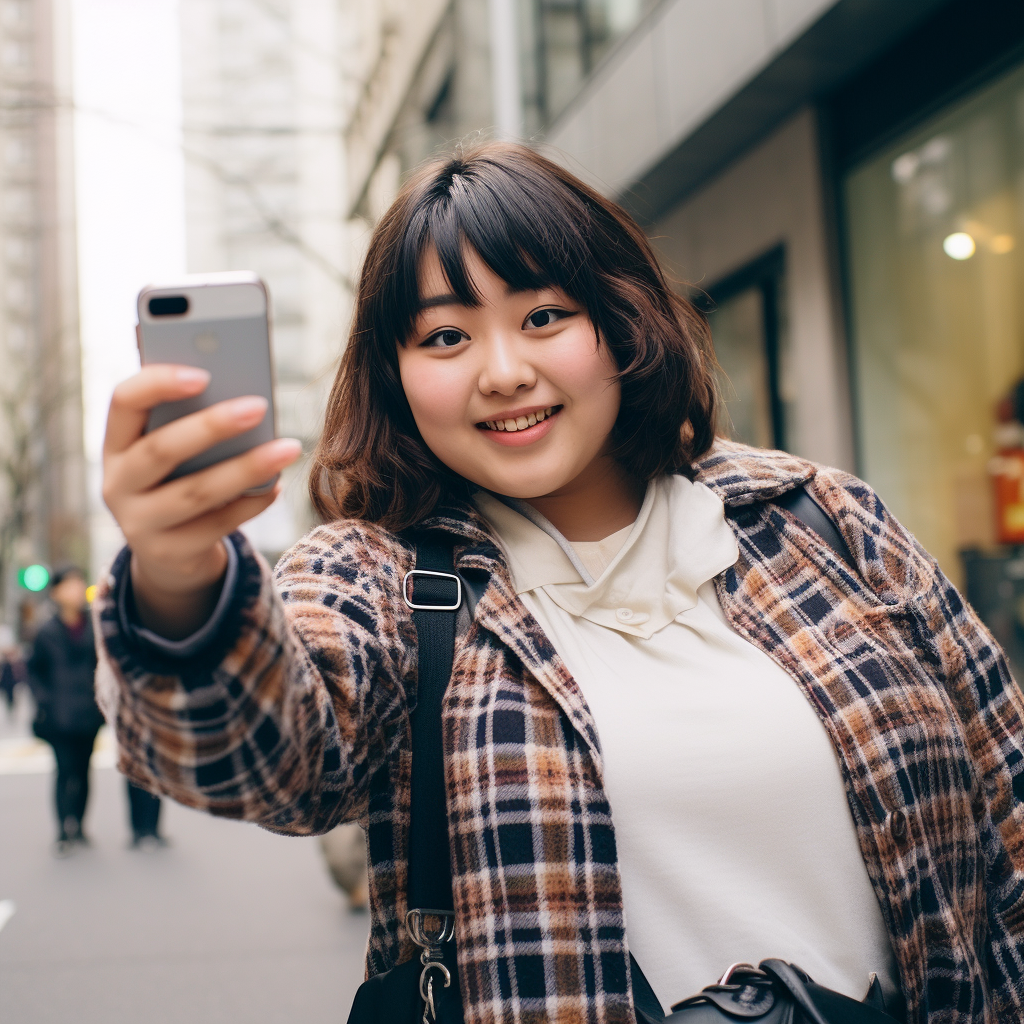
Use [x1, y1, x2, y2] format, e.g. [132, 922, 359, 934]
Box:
[0, 690, 369, 1023]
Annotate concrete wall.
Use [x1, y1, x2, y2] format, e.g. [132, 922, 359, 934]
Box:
[546, 0, 836, 193]
[649, 108, 854, 471]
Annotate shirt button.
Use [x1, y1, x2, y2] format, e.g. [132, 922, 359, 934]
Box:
[615, 607, 634, 622]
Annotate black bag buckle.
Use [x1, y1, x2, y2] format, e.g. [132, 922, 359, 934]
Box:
[406, 909, 456, 1023]
[403, 570, 462, 611]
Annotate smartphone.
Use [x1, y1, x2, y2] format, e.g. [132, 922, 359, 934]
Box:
[137, 272, 277, 492]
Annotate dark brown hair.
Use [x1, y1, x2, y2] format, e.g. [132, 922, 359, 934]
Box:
[310, 142, 718, 531]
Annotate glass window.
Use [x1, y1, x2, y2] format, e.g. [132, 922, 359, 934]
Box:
[843, 61, 1024, 583]
[523, 0, 652, 127]
[704, 248, 792, 451]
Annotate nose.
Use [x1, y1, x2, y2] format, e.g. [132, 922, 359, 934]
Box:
[477, 331, 537, 396]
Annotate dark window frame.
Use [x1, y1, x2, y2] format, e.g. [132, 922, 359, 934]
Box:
[695, 245, 787, 451]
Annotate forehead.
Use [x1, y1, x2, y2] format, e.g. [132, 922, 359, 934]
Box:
[415, 243, 559, 307]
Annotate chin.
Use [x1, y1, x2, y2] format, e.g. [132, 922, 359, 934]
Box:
[472, 473, 563, 501]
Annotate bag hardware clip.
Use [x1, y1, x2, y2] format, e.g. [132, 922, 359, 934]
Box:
[406, 909, 456, 1023]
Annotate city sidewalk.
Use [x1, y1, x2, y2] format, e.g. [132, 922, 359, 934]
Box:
[0, 687, 369, 1023]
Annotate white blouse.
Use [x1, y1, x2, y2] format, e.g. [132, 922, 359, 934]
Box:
[474, 475, 900, 1010]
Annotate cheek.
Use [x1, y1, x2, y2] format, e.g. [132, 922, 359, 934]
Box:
[399, 358, 467, 434]
[548, 335, 621, 421]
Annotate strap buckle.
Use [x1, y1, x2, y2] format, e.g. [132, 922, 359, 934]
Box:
[406, 909, 455, 1024]
[403, 570, 462, 611]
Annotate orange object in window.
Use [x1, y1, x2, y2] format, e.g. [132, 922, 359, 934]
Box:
[991, 449, 1024, 544]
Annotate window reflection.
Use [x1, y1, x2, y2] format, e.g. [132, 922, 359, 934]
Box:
[844, 63, 1024, 586]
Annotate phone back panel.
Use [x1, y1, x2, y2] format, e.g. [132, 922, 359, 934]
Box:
[138, 275, 275, 479]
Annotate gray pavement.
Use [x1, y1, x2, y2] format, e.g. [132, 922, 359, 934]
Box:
[0, 688, 369, 1023]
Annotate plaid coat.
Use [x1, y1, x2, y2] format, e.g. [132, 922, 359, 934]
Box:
[94, 442, 1024, 1024]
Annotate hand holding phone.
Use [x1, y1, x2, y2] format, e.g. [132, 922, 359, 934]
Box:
[137, 272, 278, 491]
[101, 273, 302, 640]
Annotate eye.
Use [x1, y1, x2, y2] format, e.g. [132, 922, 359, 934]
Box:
[423, 328, 467, 348]
[523, 307, 574, 330]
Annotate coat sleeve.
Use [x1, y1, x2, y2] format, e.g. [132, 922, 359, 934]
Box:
[93, 525, 418, 835]
[814, 467, 1024, 1000]
[25, 628, 51, 705]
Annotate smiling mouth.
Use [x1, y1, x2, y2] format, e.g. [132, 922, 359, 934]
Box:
[479, 406, 561, 432]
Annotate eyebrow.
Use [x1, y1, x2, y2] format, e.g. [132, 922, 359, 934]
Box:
[416, 292, 464, 314]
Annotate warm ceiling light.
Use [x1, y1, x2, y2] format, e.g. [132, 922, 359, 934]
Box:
[991, 234, 1015, 254]
[943, 232, 976, 260]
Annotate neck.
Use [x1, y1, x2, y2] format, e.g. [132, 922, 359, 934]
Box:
[59, 607, 82, 628]
[524, 456, 644, 542]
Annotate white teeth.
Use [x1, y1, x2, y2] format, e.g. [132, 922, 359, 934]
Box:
[484, 407, 556, 431]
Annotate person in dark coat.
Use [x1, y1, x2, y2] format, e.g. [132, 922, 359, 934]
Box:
[27, 565, 104, 854]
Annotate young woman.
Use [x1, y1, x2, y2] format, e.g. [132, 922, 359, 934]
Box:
[96, 143, 1024, 1024]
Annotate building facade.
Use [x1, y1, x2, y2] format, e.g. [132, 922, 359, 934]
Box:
[544, 0, 1024, 660]
[0, 0, 87, 624]
[177, 0, 353, 558]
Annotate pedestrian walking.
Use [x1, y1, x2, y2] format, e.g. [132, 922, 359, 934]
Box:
[0, 657, 16, 717]
[0, 624, 22, 718]
[94, 143, 1024, 1024]
[27, 566, 103, 855]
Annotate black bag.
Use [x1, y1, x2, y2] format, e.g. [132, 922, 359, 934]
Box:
[631, 956, 900, 1023]
[347, 491, 902, 1023]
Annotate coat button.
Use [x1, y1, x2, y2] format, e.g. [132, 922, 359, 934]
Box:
[889, 809, 908, 844]
[615, 607, 634, 622]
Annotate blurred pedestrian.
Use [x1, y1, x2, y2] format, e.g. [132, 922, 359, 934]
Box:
[26, 566, 103, 856]
[0, 623, 22, 718]
[127, 780, 167, 849]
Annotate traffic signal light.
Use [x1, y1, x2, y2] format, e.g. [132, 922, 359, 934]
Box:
[17, 564, 49, 592]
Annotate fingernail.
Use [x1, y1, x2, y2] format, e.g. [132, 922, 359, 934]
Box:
[231, 396, 269, 420]
[270, 438, 302, 459]
[175, 366, 210, 385]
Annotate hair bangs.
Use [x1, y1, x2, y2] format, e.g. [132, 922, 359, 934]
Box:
[391, 160, 594, 345]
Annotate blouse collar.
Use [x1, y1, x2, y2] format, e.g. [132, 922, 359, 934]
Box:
[474, 474, 739, 639]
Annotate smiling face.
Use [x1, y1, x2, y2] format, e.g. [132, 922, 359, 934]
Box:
[396, 246, 624, 510]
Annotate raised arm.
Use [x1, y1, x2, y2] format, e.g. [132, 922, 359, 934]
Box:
[93, 365, 417, 833]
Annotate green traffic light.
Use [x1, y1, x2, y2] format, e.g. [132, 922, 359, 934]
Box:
[18, 564, 49, 592]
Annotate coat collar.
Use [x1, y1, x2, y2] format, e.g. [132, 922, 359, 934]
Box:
[691, 439, 816, 505]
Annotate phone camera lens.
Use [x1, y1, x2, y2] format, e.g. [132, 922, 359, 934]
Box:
[149, 295, 189, 316]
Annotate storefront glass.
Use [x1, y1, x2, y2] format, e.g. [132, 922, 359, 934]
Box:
[843, 61, 1024, 585]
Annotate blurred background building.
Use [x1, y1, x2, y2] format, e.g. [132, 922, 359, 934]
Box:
[0, 0, 86, 632]
[177, 0, 353, 557]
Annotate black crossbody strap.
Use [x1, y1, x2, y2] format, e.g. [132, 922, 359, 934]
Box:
[407, 534, 461, 913]
[773, 484, 857, 572]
